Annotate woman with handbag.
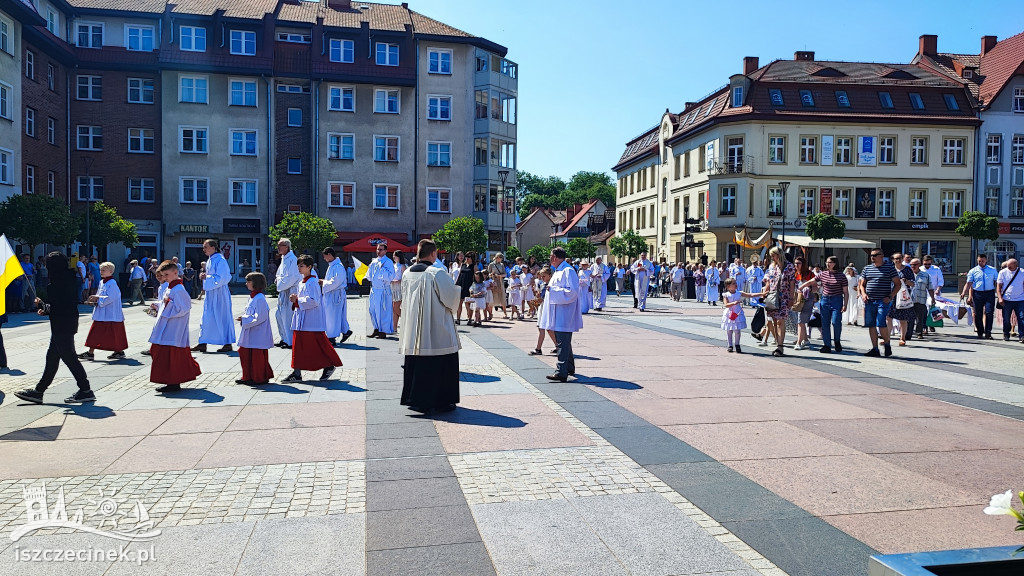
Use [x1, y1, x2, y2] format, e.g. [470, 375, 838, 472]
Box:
[887, 252, 917, 346]
[756, 247, 796, 357]
[792, 256, 817, 350]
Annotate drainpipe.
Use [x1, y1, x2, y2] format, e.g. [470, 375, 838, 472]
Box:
[412, 37, 419, 242]
[312, 79, 319, 216]
[266, 75, 274, 262]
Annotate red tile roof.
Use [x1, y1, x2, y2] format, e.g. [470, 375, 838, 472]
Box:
[551, 200, 600, 238]
[977, 31, 1024, 106]
[66, 0, 166, 13]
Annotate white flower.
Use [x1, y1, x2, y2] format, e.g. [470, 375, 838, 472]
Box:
[984, 491, 1022, 520]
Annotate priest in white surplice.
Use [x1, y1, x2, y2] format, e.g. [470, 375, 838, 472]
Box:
[592, 256, 611, 311]
[274, 238, 300, 348]
[631, 252, 654, 311]
[367, 243, 397, 338]
[321, 247, 352, 346]
[539, 246, 583, 382]
[192, 239, 236, 353]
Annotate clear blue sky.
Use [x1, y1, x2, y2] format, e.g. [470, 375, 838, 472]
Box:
[409, 0, 1024, 181]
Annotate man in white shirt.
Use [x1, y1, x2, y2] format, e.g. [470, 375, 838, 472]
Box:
[193, 239, 236, 353]
[321, 247, 352, 345]
[275, 238, 301, 348]
[922, 255, 945, 295]
[729, 258, 747, 303]
[615, 265, 625, 296]
[670, 263, 685, 301]
[961, 254, 999, 339]
[997, 258, 1024, 342]
[367, 243, 397, 338]
[128, 260, 147, 305]
[630, 252, 653, 311]
[592, 256, 611, 311]
[540, 246, 582, 382]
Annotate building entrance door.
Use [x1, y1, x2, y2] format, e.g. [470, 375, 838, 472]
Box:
[235, 237, 262, 283]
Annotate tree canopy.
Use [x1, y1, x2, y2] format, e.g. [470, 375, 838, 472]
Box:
[526, 244, 552, 263]
[77, 201, 138, 255]
[504, 246, 522, 261]
[516, 170, 616, 219]
[0, 193, 79, 253]
[804, 213, 846, 262]
[268, 212, 338, 255]
[609, 229, 648, 260]
[432, 216, 488, 255]
[956, 211, 999, 242]
[564, 237, 597, 260]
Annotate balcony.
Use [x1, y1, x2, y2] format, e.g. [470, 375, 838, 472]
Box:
[709, 155, 758, 176]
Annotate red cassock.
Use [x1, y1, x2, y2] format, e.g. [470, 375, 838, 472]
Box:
[150, 344, 202, 385]
[84, 321, 128, 351]
[239, 347, 274, 383]
[291, 331, 343, 371]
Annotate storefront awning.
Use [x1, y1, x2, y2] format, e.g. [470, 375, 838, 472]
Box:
[340, 234, 412, 253]
[775, 232, 876, 249]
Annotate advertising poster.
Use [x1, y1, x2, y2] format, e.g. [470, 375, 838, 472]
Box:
[857, 136, 876, 166]
[819, 187, 833, 214]
[821, 136, 834, 166]
[855, 187, 876, 219]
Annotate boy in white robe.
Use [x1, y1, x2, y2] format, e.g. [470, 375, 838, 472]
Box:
[282, 255, 342, 382]
[321, 247, 353, 345]
[149, 261, 201, 393]
[275, 238, 300, 348]
[80, 262, 128, 360]
[236, 272, 274, 385]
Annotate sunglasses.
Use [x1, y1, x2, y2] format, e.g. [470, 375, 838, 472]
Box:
[871, 253, 883, 258]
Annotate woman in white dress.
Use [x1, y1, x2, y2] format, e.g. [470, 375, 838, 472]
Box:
[843, 265, 861, 325]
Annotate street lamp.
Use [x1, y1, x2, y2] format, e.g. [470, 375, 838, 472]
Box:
[498, 169, 510, 253]
[777, 181, 790, 260]
[82, 156, 95, 259]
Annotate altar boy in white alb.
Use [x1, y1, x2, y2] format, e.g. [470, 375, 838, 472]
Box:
[321, 247, 352, 346]
[236, 272, 274, 385]
[367, 243, 397, 338]
[539, 246, 582, 382]
[194, 239, 236, 353]
[275, 238, 301, 348]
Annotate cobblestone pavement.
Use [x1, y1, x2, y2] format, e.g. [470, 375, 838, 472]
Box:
[0, 291, 1020, 575]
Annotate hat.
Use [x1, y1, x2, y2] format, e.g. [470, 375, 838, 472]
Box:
[512, 265, 522, 273]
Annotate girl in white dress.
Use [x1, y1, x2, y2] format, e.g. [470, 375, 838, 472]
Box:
[843, 265, 862, 325]
[483, 274, 495, 321]
[469, 271, 487, 327]
[507, 268, 524, 319]
[721, 278, 755, 353]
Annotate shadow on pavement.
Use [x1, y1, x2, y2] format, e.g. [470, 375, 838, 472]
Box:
[160, 388, 225, 403]
[251, 383, 308, 395]
[342, 344, 379, 351]
[60, 404, 116, 419]
[0, 368, 26, 376]
[0, 425, 62, 442]
[427, 407, 526, 428]
[306, 380, 366, 392]
[575, 377, 643, 390]
[459, 372, 500, 383]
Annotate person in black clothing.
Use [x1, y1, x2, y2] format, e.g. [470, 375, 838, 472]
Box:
[0, 313, 8, 369]
[14, 251, 95, 404]
[454, 253, 475, 325]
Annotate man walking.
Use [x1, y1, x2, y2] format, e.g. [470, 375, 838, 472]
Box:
[631, 252, 653, 311]
[615, 264, 625, 296]
[670, 262, 684, 301]
[592, 256, 610, 311]
[541, 246, 582, 382]
[859, 249, 901, 357]
[961, 254, 999, 339]
[367, 243, 397, 338]
[193, 239, 235, 353]
[275, 238, 300, 348]
[997, 258, 1024, 342]
[321, 247, 353, 345]
[128, 259, 146, 305]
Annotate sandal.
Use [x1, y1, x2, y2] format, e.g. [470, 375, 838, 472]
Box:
[772, 347, 784, 357]
[528, 349, 543, 355]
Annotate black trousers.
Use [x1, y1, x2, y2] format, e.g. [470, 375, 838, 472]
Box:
[0, 328, 6, 367]
[973, 290, 995, 337]
[913, 303, 928, 337]
[37, 331, 90, 392]
[555, 331, 575, 377]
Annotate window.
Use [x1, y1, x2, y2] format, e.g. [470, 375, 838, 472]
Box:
[475, 90, 488, 119]
[0, 82, 9, 120]
[328, 86, 354, 111]
[24, 107, 34, 137]
[328, 182, 354, 208]
[25, 165, 34, 193]
[1012, 187, 1024, 218]
[373, 184, 399, 209]
[943, 94, 959, 111]
[77, 176, 103, 200]
[128, 78, 154, 104]
[76, 23, 102, 48]
[427, 141, 451, 167]
[799, 136, 816, 164]
[329, 38, 354, 63]
[836, 91, 850, 107]
[128, 128, 154, 153]
[375, 42, 398, 66]
[287, 158, 301, 174]
[1015, 88, 1024, 113]
[77, 125, 102, 150]
[47, 64, 54, 90]
[879, 137, 895, 164]
[126, 25, 154, 51]
[230, 30, 256, 55]
[877, 189, 894, 217]
[987, 134, 1002, 163]
[47, 171, 55, 196]
[229, 80, 257, 106]
[128, 177, 155, 202]
[719, 186, 736, 215]
[941, 190, 963, 218]
[476, 56, 487, 72]
[24, 50, 33, 79]
[498, 141, 515, 168]
[673, 155, 681, 180]
[1013, 136, 1024, 164]
[910, 189, 926, 219]
[427, 188, 451, 213]
[726, 137, 743, 172]
[909, 93, 925, 110]
[500, 93, 516, 123]
[327, 133, 354, 160]
[428, 49, 451, 74]
[673, 197, 680, 223]
[911, 137, 928, 164]
[374, 89, 399, 113]
[698, 145, 705, 172]
[943, 138, 965, 165]
[769, 89, 783, 106]
[0, 18, 8, 55]
[427, 95, 451, 120]
[800, 89, 814, 106]
[230, 179, 257, 205]
[475, 139, 487, 166]
[836, 137, 852, 164]
[179, 126, 208, 153]
[47, 117, 55, 144]
[986, 186, 1001, 216]
[834, 189, 851, 217]
[0, 148, 9, 184]
[230, 130, 257, 156]
[731, 86, 742, 107]
[277, 83, 304, 93]
[287, 108, 301, 126]
[180, 26, 205, 52]
[767, 187, 783, 216]
[76, 75, 101, 100]
[799, 188, 815, 216]
[879, 91, 894, 109]
[179, 76, 208, 103]
[374, 136, 399, 162]
[180, 178, 209, 203]
[277, 32, 310, 43]
[768, 136, 785, 163]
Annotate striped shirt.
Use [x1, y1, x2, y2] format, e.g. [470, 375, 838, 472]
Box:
[861, 262, 899, 300]
[817, 270, 848, 296]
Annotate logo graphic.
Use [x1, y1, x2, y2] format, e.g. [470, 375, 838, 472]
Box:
[10, 483, 161, 543]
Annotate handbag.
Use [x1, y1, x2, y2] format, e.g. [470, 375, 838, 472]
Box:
[996, 268, 1019, 310]
[895, 286, 914, 310]
[927, 306, 944, 327]
[764, 287, 781, 311]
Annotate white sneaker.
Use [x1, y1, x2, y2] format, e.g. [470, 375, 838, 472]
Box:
[757, 339, 768, 347]
[795, 342, 807, 350]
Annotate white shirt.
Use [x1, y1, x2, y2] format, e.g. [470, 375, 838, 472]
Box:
[292, 277, 326, 332]
[631, 259, 653, 282]
[924, 265, 944, 291]
[275, 250, 300, 292]
[539, 260, 582, 332]
[730, 264, 747, 289]
[368, 256, 396, 288]
[998, 266, 1024, 301]
[149, 283, 191, 347]
[321, 259, 347, 298]
[92, 278, 124, 322]
[671, 266, 685, 283]
[130, 265, 146, 281]
[616, 267, 624, 278]
[238, 293, 274, 349]
[203, 252, 231, 292]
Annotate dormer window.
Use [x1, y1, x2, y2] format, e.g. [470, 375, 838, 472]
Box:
[731, 86, 743, 107]
[835, 91, 850, 107]
[800, 90, 814, 107]
[909, 93, 925, 110]
[879, 91, 894, 109]
[769, 89, 784, 106]
[704, 98, 717, 116]
[963, 69, 973, 79]
[943, 93, 959, 111]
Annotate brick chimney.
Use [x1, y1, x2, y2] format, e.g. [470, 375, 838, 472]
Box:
[743, 56, 759, 75]
[981, 35, 997, 56]
[918, 34, 938, 56]
[794, 51, 814, 61]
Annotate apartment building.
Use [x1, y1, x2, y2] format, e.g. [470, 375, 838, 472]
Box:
[0, 0, 37, 201]
[915, 32, 1024, 268]
[614, 45, 979, 278]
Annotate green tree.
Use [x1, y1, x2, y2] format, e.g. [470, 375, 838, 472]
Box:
[518, 193, 552, 220]
[433, 216, 487, 255]
[956, 210, 1000, 260]
[505, 246, 522, 261]
[566, 171, 613, 193]
[804, 213, 846, 264]
[0, 193, 79, 255]
[268, 212, 338, 255]
[515, 171, 566, 200]
[76, 201, 138, 256]
[609, 229, 648, 260]
[527, 244, 552, 262]
[564, 237, 596, 260]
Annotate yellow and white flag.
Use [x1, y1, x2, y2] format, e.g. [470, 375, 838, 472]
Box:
[352, 256, 369, 285]
[0, 234, 25, 316]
